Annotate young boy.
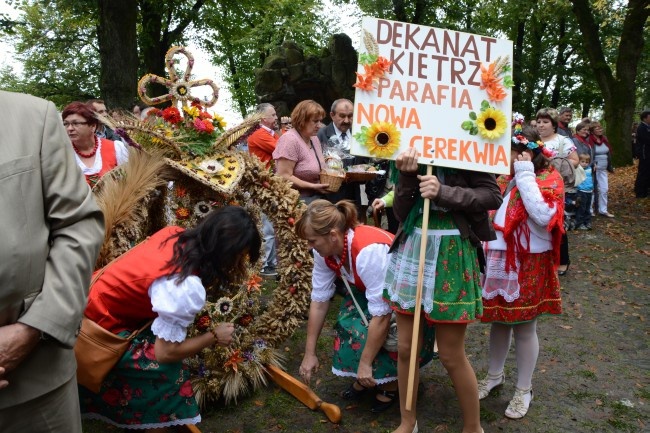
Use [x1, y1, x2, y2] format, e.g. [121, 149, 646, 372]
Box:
[575, 154, 594, 230]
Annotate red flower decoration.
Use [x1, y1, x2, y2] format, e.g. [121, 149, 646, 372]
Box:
[161, 106, 182, 124]
[102, 388, 121, 406]
[196, 314, 212, 332]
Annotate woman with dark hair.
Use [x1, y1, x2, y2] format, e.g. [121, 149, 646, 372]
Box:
[295, 199, 436, 413]
[536, 108, 578, 276]
[79, 206, 261, 432]
[273, 100, 331, 203]
[62, 101, 129, 186]
[478, 126, 564, 419]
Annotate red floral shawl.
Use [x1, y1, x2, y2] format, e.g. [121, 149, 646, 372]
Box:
[492, 167, 565, 271]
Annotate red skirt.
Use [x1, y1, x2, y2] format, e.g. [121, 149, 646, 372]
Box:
[481, 250, 562, 324]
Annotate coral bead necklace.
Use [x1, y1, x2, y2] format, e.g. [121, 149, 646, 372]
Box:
[324, 233, 348, 276]
[73, 136, 99, 158]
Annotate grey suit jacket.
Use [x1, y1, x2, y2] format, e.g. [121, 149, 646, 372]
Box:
[0, 91, 104, 408]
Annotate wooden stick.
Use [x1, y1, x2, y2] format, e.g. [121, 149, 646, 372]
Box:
[266, 364, 342, 423]
[406, 164, 433, 411]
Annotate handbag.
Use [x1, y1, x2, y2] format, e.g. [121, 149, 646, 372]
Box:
[74, 317, 152, 393]
[74, 260, 153, 393]
[551, 137, 577, 188]
[339, 271, 398, 352]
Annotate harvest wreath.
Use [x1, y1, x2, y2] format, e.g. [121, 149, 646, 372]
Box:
[93, 46, 314, 408]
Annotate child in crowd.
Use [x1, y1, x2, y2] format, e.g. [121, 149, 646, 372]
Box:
[575, 154, 594, 230]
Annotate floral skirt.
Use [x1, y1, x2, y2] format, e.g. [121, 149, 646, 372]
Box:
[481, 249, 562, 323]
[332, 285, 436, 383]
[383, 226, 483, 323]
[79, 328, 201, 429]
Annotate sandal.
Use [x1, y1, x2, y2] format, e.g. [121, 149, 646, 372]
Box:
[341, 381, 368, 400]
[370, 389, 398, 413]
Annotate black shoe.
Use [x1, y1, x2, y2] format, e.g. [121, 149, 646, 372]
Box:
[370, 389, 398, 413]
[558, 260, 571, 276]
[341, 381, 367, 400]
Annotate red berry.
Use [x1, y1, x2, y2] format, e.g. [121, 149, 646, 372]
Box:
[288, 286, 296, 294]
[287, 217, 295, 226]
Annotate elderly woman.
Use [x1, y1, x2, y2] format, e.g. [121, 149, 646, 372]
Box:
[79, 206, 261, 431]
[272, 100, 330, 203]
[295, 199, 436, 413]
[535, 108, 578, 276]
[62, 101, 129, 186]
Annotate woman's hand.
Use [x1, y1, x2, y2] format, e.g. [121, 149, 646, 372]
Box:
[299, 353, 319, 385]
[517, 151, 532, 162]
[395, 147, 419, 173]
[417, 174, 441, 200]
[211, 322, 235, 347]
[312, 182, 331, 194]
[371, 198, 385, 211]
[356, 361, 376, 389]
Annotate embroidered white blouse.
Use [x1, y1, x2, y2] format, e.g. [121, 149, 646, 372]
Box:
[311, 229, 392, 317]
[487, 161, 557, 253]
[148, 275, 206, 343]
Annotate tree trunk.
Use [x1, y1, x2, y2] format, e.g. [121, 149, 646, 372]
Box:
[97, 0, 138, 109]
[570, 0, 649, 166]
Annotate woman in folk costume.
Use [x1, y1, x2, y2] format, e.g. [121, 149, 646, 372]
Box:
[478, 125, 565, 419]
[79, 206, 261, 432]
[295, 199, 436, 413]
[61, 101, 129, 186]
[383, 148, 502, 433]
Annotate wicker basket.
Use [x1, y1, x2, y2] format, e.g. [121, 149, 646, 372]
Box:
[320, 170, 345, 192]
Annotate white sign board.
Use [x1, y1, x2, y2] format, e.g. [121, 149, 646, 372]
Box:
[351, 17, 514, 174]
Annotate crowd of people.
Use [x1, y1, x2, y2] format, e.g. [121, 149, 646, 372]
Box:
[2, 87, 647, 433]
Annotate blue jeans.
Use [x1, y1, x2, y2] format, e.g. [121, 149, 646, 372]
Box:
[262, 213, 276, 269]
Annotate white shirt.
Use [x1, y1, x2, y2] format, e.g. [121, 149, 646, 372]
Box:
[311, 229, 392, 316]
[74, 139, 130, 175]
[148, 275, 206, 342]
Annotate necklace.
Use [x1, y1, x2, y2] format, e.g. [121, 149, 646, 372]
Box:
[73, 136, 99, 158]
[324, 234, 348, 276]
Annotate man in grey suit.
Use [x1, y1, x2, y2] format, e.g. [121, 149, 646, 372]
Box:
[0, 91, 104, 432]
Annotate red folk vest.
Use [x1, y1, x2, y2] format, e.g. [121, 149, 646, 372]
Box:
[84, 226, 183, 333]
[349, 225, 394, 291]
[85, 138, 118, 186]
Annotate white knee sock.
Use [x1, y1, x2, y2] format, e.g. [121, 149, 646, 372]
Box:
[513, 320, 539, 390]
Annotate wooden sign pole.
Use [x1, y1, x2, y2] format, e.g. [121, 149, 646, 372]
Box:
[405, 164, 433, 411]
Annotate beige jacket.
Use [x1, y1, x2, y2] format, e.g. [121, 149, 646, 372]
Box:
[0, 91, 104, 408]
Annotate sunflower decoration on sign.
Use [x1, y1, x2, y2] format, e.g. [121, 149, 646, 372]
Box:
[354, 121, 401, 158]
[461, 100, 508, 140]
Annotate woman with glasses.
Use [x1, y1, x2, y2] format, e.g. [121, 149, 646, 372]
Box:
[62, 101, 129, 186]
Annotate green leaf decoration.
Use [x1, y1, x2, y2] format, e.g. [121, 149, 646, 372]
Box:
[461, 120, 474, 130]
[358, 53, 378, 66]
[470, 126, 479, 135]
[481, 100, 490, 110]
[503, 76, 515, 88]
[469, 111, 477, 120]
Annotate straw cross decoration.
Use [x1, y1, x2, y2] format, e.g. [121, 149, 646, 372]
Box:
[138, 46, 220, 108]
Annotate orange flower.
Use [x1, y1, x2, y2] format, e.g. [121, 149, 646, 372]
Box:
[480, 62, 500, 89]
[247, 274, 263, 292]
[486, 84, 507, 102]
[175, 186, 187, 197]
[202, 119, 215, 134]
[224, 350, 245, 373]
[353, 72, 374, 91]
[175, 207, 190, 219]
[375, 56, 392, 73]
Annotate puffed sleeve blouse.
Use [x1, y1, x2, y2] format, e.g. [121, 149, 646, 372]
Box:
[311, 229, 392, 317]
[148, 274, 206, 343]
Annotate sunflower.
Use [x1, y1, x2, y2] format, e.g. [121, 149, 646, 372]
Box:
[476, 108, 507, 140]
[363, 122, 401, 158]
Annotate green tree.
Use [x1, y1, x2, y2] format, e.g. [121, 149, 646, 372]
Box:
[570, 0, 648, 165]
